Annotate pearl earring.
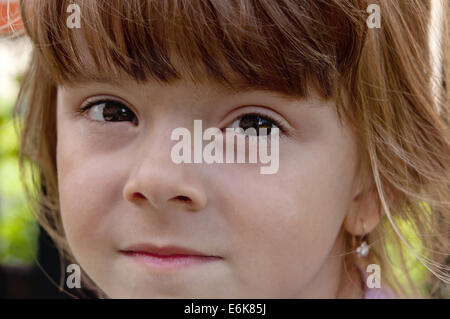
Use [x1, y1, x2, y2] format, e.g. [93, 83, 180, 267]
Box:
[356, 241, 370, 258]
[356, 221, 370, 258]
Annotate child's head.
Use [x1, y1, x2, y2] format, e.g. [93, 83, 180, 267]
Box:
[14, 0, 449, 298]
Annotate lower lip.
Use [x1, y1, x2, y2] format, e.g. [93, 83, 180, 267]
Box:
[122, 251, 221, 270]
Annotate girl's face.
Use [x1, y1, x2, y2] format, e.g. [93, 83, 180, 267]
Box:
[56, 78, 363, 298]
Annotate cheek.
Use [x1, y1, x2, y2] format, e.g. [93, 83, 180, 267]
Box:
[56, 129, 126, 264]
[213, 138, 357, 293]
[57, 155, 103, 252]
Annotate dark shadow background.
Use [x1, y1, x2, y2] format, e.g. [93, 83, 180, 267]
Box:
[0, 225, 97, 299]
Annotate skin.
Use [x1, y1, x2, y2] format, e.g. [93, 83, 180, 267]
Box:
[56, 78, 380, 298]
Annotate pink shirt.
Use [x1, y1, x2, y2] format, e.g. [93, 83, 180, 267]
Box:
[364, 286, 398, 299]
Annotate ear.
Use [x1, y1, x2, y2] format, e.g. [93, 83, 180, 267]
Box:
[343, 183, 383, 236]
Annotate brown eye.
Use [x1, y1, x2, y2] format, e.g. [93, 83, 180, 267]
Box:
[230, 114, 279, 136]
[83, 100, 137, 125]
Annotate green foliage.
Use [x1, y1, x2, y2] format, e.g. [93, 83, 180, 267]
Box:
[0, 97, 38, 266]
[385, 219, 429, 295]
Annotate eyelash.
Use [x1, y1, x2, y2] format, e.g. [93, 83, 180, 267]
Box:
[76, 98, 287, 134]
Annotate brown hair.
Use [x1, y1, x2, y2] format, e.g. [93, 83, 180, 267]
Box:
[13, 0, 449, 298]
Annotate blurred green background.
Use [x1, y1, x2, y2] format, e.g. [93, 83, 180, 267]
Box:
[0, 87, 38, 266]
[0, 37, 38, 267]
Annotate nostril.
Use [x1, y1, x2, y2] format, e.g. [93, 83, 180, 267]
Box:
[133, 192, 146, 199]
[175, 195, 192, 203]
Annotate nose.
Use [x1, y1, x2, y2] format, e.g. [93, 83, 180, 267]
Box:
[123, 135, 207, 212]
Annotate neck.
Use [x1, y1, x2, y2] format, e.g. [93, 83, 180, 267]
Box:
[293, 230, 365, 298]
[335, 260, 366, 298]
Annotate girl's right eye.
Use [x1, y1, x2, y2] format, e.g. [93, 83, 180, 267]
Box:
[78, 99, 138, 125]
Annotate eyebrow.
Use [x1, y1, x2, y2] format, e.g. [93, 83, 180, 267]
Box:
[64, 75, 304, 102]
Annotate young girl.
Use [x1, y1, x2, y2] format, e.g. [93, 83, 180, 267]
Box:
[12, 0, 449, 298]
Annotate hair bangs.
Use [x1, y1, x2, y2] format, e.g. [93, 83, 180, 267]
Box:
[20, 0, 365, 97]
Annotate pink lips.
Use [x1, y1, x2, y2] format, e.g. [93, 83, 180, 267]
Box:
[120, 244, 221, 270]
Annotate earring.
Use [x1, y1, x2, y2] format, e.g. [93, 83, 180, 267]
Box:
[356, 241, 370, 258]
[356, 221, 370, 258]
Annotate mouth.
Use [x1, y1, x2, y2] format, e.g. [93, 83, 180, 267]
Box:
[119, 244, 222, 270]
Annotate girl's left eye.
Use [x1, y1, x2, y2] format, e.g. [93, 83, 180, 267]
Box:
[78, 99, 138, 125]
[229, 113, 283, 136]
